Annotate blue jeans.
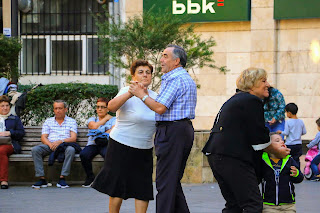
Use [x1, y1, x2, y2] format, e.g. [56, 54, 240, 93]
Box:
[31, 144, 75, 177]
[311, 154, 320, 176]
[80, 145, 107, 178]
[265, 119, 285, 139]
[265, 119, 285, 133]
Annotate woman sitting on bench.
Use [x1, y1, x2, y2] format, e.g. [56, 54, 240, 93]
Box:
[0, 95, 25, 189]
[80, 97, 116, 187]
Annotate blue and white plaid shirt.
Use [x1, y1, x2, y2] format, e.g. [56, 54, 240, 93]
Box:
[155, 67, 197, 121]
[42, 116, 78, 143]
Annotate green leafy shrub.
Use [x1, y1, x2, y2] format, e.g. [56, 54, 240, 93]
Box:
[0, 34, 22, 82]
[20, 83, 118, 126]
[17, 84, 35, 92]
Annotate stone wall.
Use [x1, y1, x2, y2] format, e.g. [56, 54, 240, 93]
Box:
[277, 18, 320, 139]
[126, 0, 320, 141]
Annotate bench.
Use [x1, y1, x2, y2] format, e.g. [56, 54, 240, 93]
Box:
[9, 127, 311, 162]
[9, 126, 104, 162]
[7, 127, 313, 184]
[8, 127, 214, 184]
[8, 126, 104, 183]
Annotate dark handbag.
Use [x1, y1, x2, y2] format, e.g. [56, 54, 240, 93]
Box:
[95, 137, 108, 147]
[0, 136, 12, 145]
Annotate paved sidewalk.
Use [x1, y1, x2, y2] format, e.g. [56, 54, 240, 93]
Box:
[0, 181, 318, 213]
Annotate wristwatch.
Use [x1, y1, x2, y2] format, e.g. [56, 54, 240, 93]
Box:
[142, 95, 149, 102]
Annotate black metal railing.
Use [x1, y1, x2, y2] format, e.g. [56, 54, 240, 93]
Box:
[19, 0, 110, 76]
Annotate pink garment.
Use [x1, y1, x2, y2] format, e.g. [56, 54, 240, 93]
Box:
[304, 146, 319, 175]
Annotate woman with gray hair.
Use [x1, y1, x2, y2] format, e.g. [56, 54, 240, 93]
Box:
[203, 68, 291, 213]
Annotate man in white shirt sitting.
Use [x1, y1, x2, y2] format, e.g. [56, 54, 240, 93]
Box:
[31, 100, 77, 189]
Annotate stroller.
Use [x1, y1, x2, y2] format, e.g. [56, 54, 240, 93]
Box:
[0, 77, 42, 117]
[304, 146, 320, 180]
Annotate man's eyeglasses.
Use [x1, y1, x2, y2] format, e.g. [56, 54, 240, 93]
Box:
[96, 106, 107, 109]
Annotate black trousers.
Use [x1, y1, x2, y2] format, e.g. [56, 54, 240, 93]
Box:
[80, 145, 107, 178]
[207, 154, 263, 213]
[286, 144, 302, 169]
[155, 120, 194, 213]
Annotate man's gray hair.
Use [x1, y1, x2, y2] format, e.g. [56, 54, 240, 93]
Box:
[54, 100, 67, 108]
[166, 44, 187, 67]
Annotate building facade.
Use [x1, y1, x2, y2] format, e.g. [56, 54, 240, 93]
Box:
[140, 0, 320, 140]
[2, 0, 124, 87]
[3, 0, 320, 140]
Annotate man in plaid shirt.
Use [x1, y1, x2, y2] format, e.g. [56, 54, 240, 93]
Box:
[129, 44, 197, 213]
[31, 100, 77, 189]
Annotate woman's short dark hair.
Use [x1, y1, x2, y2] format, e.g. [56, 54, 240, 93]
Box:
[166, 44, 187, 67]
[285, 103, 298, 115]
[97, 97, 110, 106]
[316, 118, 320, 127]
[130, 59, 153, 76]
[0, 95, 10, 104]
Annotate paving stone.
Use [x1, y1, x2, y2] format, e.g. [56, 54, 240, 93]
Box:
[0, 181, 318, 213]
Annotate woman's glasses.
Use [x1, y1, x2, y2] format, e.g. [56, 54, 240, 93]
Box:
[96, 106, 107, 109]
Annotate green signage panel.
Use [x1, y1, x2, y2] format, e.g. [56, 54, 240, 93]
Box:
[275, 0, 320, 20]
[143, 0, 251, 22]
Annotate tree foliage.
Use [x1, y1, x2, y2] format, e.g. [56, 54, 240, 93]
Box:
[95, 7, 228, 90]
[0, 34, 22, 82]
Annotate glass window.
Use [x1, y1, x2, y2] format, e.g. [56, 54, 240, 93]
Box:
[20, 0, 111, 76]
[22, 39, 46, 74]
[52, 40, 82, 72]
[21, 0, 106, 35]
[87, 38, 108, 74]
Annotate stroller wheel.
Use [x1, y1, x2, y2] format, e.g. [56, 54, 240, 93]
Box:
[304, 168, 313, 180]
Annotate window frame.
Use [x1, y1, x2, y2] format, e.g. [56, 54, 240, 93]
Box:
[20, 34, 102, 75]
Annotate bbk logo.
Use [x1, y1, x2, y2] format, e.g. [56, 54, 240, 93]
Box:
[172, 0, 225, 15]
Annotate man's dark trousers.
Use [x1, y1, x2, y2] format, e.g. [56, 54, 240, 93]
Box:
[155, 119, 194, 213]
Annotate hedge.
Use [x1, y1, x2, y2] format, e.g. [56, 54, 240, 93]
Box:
[19, 83, 118, 126]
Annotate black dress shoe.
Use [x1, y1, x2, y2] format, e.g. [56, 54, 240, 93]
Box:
[1, 184, 9, 189]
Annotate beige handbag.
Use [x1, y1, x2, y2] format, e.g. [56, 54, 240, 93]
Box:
[0, 136, 12, 145]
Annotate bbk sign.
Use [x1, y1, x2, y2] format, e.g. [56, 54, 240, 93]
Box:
[143, 0, 251, 22]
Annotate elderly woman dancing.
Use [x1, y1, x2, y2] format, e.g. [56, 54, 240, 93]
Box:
[203, 68, 290, 213]
[92, 59, 157, 213]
